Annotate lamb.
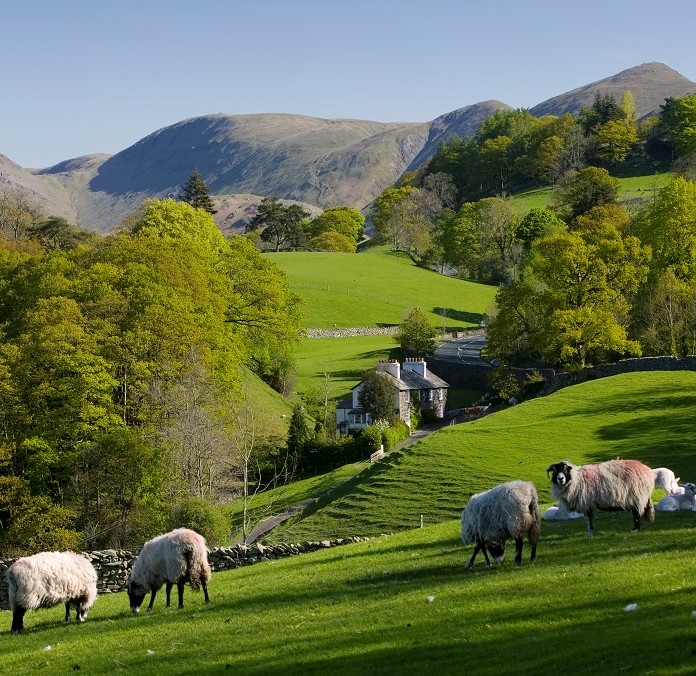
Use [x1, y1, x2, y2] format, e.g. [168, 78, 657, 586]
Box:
[546, 459, 655, 536]
[655, 482, 696, 511]
[460, 480, 541, 569]
[542, 503, 584, 521]
[128, 528, 211, 613]
[6, 551, 98, 633]
[652, 467, 681, 495]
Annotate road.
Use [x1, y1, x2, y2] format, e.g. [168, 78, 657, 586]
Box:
[434, 333, 492, 367]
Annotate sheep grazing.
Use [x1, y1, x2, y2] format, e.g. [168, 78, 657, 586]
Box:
[6, 551, 97, 634]
[461, 480, 541, 569]
[128, 528, 211, 613]
[652, 467, 681, 495]
[546, 459, 655, 536]
[656, 482, 696, 511]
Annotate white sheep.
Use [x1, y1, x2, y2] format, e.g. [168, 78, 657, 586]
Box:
[461, 480, 541, 569]
[128, 528, 211, 613]
[542, 503, 584, 521]
[547, 459, 655, 536]
[652, 467, 681, 495]
[6, 551, 97, 634]
[655, 483, 696, 511]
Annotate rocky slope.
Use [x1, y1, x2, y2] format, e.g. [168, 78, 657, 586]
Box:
[1, 63, 693, 232]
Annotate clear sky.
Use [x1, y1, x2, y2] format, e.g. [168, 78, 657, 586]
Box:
[2, 0, 695, 168]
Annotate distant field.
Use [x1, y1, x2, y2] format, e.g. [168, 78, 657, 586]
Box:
[512, 171, 676, 213]
[271, 371, 696, 541]
[270, 246, 497, 329]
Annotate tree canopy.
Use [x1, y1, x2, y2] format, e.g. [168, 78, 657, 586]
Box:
[179, 170, 218, 214]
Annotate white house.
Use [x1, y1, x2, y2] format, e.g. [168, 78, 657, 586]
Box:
[336, 358, 449, 435]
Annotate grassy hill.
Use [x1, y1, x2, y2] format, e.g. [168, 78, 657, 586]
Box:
[4, 514, 695, 674]
[512, 171, 676, 213]
[4, 372, 696, 673]
[270, 371, 696, 541]
[270, 246, 497, 329]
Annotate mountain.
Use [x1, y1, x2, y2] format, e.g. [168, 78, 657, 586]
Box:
[530, 62, 695, 118]
[1, 63, 694, 231]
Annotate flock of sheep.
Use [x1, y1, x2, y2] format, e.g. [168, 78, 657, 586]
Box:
[6, 528, 210, 633]
[460, 459, 694, 569]
[5, 458, 694, 632]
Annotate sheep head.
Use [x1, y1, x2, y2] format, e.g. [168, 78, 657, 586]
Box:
[127, 580, 147, 614]
[547, 461, 573, 487]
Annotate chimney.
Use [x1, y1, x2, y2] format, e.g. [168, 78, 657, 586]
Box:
[376, 359, 400, 380]
[402, 357, 426, 378]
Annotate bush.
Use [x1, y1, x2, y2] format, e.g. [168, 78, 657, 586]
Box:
[420, 408, 438, 425]
[169, 496, 230, 546]
[382, 422, 409, 450]
[361, 424, 384, 452]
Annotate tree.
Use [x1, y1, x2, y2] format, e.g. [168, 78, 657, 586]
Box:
[286, 404, 311, 467]
[517, 207, 564, 247]
[371, 186, 418, 248]
[358, 370, 396, 422]
[554, 167, 620, 219]
[311, 230, 356, 252]
[308, 207, 365, 244]
[397, 307, 438, 355]
[594, 120, 637, 164]
[0, 188, 42, 239]
[29, 216, 95, 250]
[247, 197, 310, 252]
[660, 93, 696, 157]
[180, 170, 218, 214]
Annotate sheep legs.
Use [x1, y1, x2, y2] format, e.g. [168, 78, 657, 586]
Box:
[514, 538, 524, 566]
[147, 585, 161, 612]
[585, 509, 595, 536]
[11, 606, 26, 633]
[631, 507, 641, 531]
[465, 541, 493, 570]
[202, 578, 209, 603]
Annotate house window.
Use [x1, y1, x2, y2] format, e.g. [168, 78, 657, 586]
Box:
[350, 413, 369, 424]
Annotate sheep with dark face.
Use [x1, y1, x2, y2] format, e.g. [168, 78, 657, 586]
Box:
[6, 551, 97, 634]
[461, 480, 541, 569]
[128, 528, 211, 613]
[546, 459, 655, 536]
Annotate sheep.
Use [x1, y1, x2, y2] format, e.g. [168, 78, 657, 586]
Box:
[542, 503, 584, 521]
[652, 467, 681, 495]
[461, 480, 541, 569]
[546, 459, 655, 536]
[128, 528, 211, 613]
[656, 482, 696, 511]
[6, 551, 97, 634]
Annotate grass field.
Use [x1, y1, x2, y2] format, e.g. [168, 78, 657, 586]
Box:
[270, 246, 497, 329]
[512, 171, 676, 213]
[271, 371, 696, 541]
[3, 514, 695, 674]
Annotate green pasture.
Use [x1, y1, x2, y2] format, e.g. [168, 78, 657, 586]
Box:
[294, 334, 398, 398]
[271, 371, 696, 541]
[3, 513, 695, 674]
[512, 171, 676, 213]
[270, 246, 496, 329]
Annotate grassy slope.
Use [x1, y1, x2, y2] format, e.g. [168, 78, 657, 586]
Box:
[4, 515, 695, 674]
[512, 171, 676, 212]
[271, 371, 696, 541]
[239, 366, 294, 437]
[270, 246, 497, 329]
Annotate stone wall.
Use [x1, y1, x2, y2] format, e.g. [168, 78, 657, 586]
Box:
[0, 537, 367, 611]
[536, 356, 696, 397]
[306, 327, 398, 338]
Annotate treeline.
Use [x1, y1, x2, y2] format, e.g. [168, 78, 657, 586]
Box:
[371, 92, 696, 285]
[368, 92, 696, 371]
[245, 198, 365, 253]
[0, 199, 303, 554]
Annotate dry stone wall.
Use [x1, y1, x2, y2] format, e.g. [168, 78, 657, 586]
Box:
[306, 327, 398, 338]
[0, 536, 368, 611]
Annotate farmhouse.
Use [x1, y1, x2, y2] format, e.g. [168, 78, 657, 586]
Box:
[336, 358, 449, 434]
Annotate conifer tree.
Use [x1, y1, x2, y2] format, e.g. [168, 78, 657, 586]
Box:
[180, 170, 217, 214]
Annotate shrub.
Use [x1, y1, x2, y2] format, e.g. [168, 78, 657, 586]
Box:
[361, 424, 384, 451]
[169, 495, 230, 546]
[382, 422, 409, 450]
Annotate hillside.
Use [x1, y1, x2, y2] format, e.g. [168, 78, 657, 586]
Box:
[531, 62, 695, 118]
[270, 371, 696, 541]
[1, 63, 693, 231]
[270, 246, 497, 329]
[3, 373, 696, 672]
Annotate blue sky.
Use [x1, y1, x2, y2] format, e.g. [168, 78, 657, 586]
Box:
[3, 0, 695, 168]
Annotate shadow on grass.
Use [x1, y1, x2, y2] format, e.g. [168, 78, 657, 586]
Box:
[432, 307, 483, 326]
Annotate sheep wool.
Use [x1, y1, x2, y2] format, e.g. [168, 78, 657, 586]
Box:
[652, 467, 681, 495]
[128, 528, 211, 613]
[7, 551, 98, 633]
[547, 459, 655, 535]
[461, 480, 541, 569]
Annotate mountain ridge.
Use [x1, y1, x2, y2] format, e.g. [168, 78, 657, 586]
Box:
[1, 62, 693, 232]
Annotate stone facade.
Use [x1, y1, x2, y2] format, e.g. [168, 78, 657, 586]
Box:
[0, 537, 368, 611]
